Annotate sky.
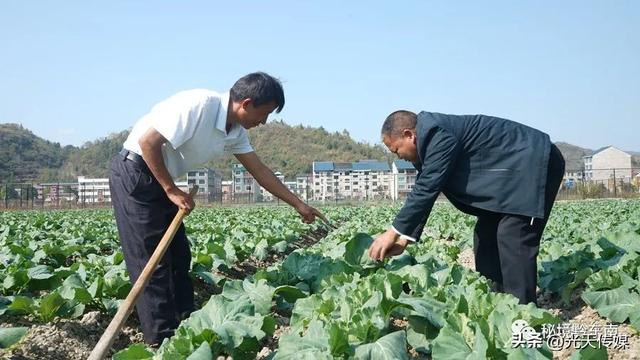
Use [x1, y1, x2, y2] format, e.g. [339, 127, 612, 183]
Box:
[0, 1, 638, 152]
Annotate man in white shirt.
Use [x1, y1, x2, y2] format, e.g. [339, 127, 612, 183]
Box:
[108, 72, 325, 345]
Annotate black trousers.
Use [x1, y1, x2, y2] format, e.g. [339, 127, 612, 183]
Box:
[108, 153, 194, 344]
[452, 144, 565, 305]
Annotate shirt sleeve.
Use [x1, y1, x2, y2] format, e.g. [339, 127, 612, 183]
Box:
[391, 226, 417, 242]
[224, 129, 254, 154]
[391, 126, 460, 241]
[149, 92, 210, 149]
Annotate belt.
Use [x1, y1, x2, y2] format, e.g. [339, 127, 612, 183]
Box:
[119, 149, 147, 167]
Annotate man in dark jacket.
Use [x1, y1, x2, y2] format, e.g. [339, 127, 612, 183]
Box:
[368, 110, 565, 305]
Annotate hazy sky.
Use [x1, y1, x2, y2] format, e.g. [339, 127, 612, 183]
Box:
[1, 1, 638, 151]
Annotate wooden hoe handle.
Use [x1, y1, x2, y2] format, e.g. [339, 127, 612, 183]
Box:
[88, 185, 199, 360]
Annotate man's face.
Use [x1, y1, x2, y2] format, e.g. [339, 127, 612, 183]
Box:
[383, 130, 418, 163]
[236, 99, 278, 129]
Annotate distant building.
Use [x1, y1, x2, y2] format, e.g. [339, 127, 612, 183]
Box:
[187, 168, 222, 202]
[392, 160, 418, 200]
[231, 164, 261, 202]
[260, 171, 285, 202]
[312, 160, 392, 201]
[221, 180, 233, 203]
[38, 182, 78, 204]
[175, 180, 189, 193]
[583, 146, 632, 184]
[78, 176, 110, 204]
[563, 170, 584, 188]
[295, 174, 312, 201]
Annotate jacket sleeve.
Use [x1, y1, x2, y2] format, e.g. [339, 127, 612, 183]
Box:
[391, 126, 460, 241]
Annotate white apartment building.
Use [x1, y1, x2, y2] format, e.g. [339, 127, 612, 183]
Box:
[78, 176, 110, 203]
[391, 160, 418, 200]
[231, 163, 261, 202]
[260, 171, 285, 202]
[175, 180, 189, 193]
[583, 146, 632, 183]
[295, 174, 311, 201]
[187, 168, 222, 202]
[221, 180, 233, 202]
[260, 172, 311, 202]
[312, 160, 393, 201]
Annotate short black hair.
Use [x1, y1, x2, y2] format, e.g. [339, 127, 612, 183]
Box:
[381, 110, 417, 137]
[230, 72, 285, 113]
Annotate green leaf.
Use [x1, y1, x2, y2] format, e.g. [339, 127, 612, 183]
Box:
[261, 315, 277, 336]
[273, 240, 288, 253]
[406, 326, 432, 355]
[194, 271, 225, 286]
[274, 320, 333, 359]
[396, 296, 446, 329]
[3, 270, 28, 290]
[353, 330, 409, 360]
[27, 265, 54, 280]
[274, 285, 308, 303]
[6, 296, 35, 315]
[0, 297, 9, 316]
[37, 291, 65, 322]
[344, 233, 379, 269]
[186, 341, 212, 360]
[112, 343, 154, 360]
[582, 287, 640, 323]
[569, 345, 608, 360]
[629, 310, 640, 331]
[0, 327, 28, 348]
[171, 294, 266, 355]
[505, 346, 553, 359]
[585, 270, 622, 291]
[327, 322, 351, 357]
[432, 323, 491, 360]
[290, 295, 323, 328]
[222, 279, 275, 315]
[560, 268, 593, 304]
[88, 278, 103, 298]
[253, 239, 269, 261]
[102, 298, 123, 314]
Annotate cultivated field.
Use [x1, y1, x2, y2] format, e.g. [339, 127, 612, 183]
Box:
[1, 200, 639, 359]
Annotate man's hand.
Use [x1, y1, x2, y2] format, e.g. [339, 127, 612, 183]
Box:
[295, 203, 326, 224]
[166, 187, 195, 213]
[368, 228, 409, 261]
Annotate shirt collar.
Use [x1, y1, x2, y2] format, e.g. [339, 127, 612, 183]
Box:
[215, 91, 231, 134]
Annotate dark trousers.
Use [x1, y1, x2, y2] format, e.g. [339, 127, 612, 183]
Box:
[108, 153, 194, 344]
[453, 145, 565, 305]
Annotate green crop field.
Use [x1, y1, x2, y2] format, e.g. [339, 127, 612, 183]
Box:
[1, 200, 639, 359]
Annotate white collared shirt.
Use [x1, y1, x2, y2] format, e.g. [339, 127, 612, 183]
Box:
[123, 89, 253, 179]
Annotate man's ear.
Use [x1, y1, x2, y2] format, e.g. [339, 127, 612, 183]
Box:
[402, 129, 415, 140]
[240, 98, 252, 109]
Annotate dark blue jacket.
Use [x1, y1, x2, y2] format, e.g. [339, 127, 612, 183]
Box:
[392, 111, 552, 241]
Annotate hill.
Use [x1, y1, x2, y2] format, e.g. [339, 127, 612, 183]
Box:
[0, 124, 76, 182]
[554, 142, 593, 171]
[0, 121, 394, 181]
[1, 122, 637, 182]
[206, 121, 394, 178]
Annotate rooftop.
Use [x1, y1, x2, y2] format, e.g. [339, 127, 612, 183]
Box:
[312, 160, 391, 172]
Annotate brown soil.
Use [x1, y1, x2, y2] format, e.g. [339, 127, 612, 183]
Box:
[0, 311, 143, 360]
